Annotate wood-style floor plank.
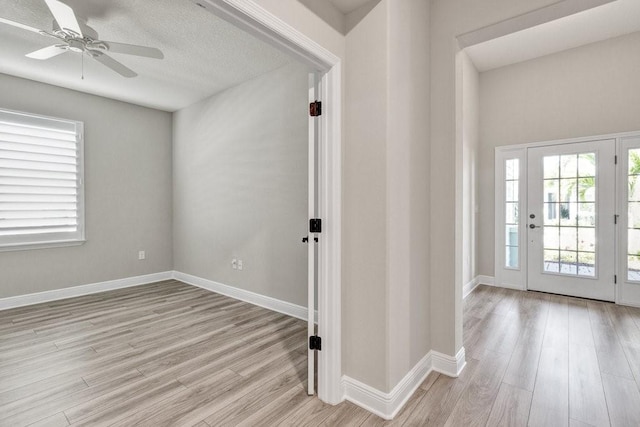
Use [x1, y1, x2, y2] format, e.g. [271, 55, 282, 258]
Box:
[2, 282, 640, 426]
[528, 295, 569, 427]
[26, 412, 69, 427]
[443, 350, 510, 427]
[601, 373, 640, 427]
[485, 382, 532, 427]
[501, 322, 545, 392]
[568, 343, 609, 427]
[402, 358, 479, 426]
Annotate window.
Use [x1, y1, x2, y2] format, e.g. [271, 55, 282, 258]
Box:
[495, 147, 526, 289]
[627, 148, 640, 281]
[0, 109, 84, 250]
[505, 158, 519, 268]
[541, 153, 596, 277]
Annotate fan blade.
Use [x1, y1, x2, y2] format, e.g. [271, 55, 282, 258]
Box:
[92, 53, 137, 78]
[0, 17, 43, 34]
[26, 45, 66, 60]
[43, 0, 82, 35]
[102, 41, 164, 59]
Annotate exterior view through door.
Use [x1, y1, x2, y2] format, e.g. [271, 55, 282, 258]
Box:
[527, 140, 615, 301]
[495, 133, 640, 307]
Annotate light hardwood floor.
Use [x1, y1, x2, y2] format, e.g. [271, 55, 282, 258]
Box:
[1, 282, 640, 426]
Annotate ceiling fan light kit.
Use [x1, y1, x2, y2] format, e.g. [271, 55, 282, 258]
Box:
[1, 0, 164, 78]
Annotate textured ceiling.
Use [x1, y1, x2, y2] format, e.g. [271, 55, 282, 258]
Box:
[466, 0, 640, 72]
[0, 0, 293, 111]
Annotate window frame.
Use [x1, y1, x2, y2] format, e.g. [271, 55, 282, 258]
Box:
[0, 108, 85, 252]
[494, 147, 527, 289]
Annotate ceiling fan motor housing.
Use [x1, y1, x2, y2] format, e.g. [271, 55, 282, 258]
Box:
[67, 38, 83, 52]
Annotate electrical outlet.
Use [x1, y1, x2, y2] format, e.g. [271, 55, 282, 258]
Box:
[237, 259, 243, 270]
[232, 258, 238, 269]
[138, 250, 145, 260]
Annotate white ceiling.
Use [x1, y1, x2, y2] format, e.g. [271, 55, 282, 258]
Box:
[466, 0, 640, 72]
[0, 0, 293, 112]
[327, 0, 374, 15]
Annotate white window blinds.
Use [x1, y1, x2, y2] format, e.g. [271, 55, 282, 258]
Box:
[0, 109, 84, 249]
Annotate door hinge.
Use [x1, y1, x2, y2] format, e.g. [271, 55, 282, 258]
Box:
[310, 218, 322, 233]
[309, 101, 322, 117]
[615, 155, 618, 164]
[309, 335, 322, 351]
[615, 275, 617, 284]
[615, 214, 619, 224]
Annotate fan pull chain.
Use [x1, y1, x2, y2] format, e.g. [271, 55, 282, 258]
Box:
[81, 52, 84, 80]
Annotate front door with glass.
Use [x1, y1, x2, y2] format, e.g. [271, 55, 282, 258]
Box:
[527, 140, 616, 301]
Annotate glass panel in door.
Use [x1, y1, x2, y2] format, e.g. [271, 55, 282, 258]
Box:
[527, 140, 615, 301]
[541, 153, 596, 277]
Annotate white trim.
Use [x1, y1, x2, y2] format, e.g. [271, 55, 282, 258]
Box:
[615, 136, 640, 308]
[317, 61, 343, 405]
[464, 275, 497, 298]
[193, 0, 343, 404]
[496, 129, 640, 151]
[457, 0, 616, 49]
[173, 271, 318, 323]
[494, 148, 527, 293]
[1, 0, 343, 404]
[0, 271, 173, 311]
[463, 277, 480, 298]
[343, 347, 467, 420]
[0, 239, 85, 253]
[486, 277, 526, 291]
[477, 275, 495, 286]
[618, 299, 640, 309]
[343, 353, 433, 420]
[432, 347, 467, 377]
[0, 108, 85, 250]
[193, 0, 339, 72]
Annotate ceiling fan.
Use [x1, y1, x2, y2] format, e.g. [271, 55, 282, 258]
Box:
[0, 0, 164, 78]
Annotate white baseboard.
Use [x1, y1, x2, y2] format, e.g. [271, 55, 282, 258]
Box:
[343, 352, 433, 420]
[463, 275, 495, 298]
[343, 346, 466, 420]
[0, 271, 174, 311]
[477, 275, 495, 286]
[463, 277, 480, 298]
[432, 347, 466, 377]
[172, 271, 317, 322]
[618, 299, 640, 308]
[487, 279, 524, 291]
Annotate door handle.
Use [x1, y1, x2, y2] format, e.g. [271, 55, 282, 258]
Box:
[529, 224, 541, 229]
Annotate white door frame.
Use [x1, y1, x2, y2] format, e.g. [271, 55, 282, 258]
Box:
[495, 130, 640, 308]
[193, 0, 343, 404]
[526, 139, 616, 301]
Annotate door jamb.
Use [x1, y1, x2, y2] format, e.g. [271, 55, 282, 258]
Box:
[191, 0, 343, 405]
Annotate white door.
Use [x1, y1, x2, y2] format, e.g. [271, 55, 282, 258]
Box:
[527, 140, 616, 301]
[306, 73, 320, 396]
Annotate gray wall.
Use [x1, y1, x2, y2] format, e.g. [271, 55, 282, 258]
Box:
[478, 31, 640, 276]
[343, 0, 389, 392]
[461, 51, 480, 287]
[430, 0, 575, 357]
[0, 73, 173, 299]
[173, 63, 309, 307]
[343, 0, 431, 393]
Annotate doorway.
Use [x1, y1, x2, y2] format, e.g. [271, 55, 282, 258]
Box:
[496, 133, 640, 307]
[526, 140, 616, 301]
[191, 0, 343, 404]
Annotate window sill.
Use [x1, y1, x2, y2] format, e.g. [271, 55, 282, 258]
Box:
[0, 239, 86, 253]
